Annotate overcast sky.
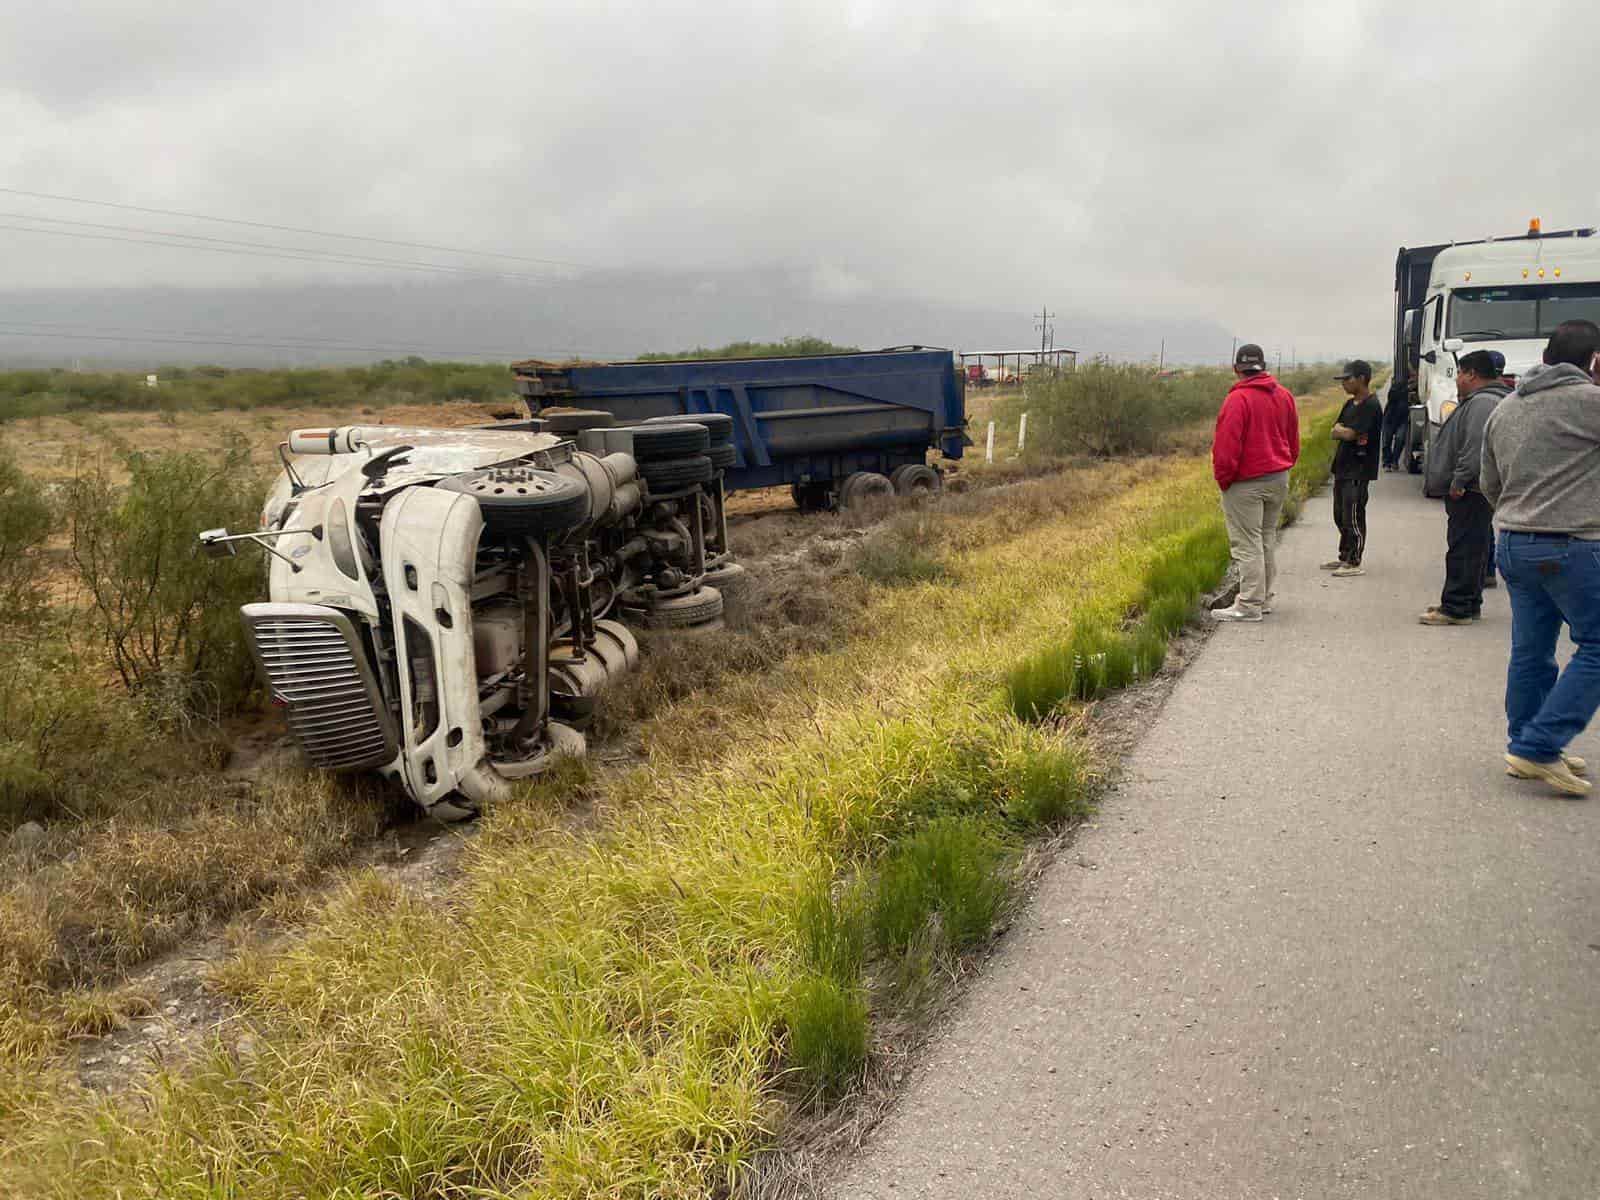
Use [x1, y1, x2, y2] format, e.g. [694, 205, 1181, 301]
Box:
[4, 0, 1599, 361]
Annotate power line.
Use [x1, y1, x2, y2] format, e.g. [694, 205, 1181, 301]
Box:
[0, 325, 593, 360]
[0, 217, 577, 283]
[0, 317, 560, 359]
[0, 185, 597, 270]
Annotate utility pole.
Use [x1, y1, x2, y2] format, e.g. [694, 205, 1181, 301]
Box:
[1158, 339, 1165, 372]
[1035, 306, 1055, 359]
[1231, 336, 1238, 365]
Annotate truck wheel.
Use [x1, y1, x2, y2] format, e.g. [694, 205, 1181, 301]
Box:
[541, 408, 615, 434]
[644, 413, 734, 446]
[890, 464, 941, 496]
[437, 466, 591, 536]
[702, 560, 747, 591]
[640, 454, 715, 490]
[639, 586, 724, 629]
[707, 443, 738, 471]
[791, 482, 832, 512]
[619, 423, 711, 462]
[839, 471, 893, 509]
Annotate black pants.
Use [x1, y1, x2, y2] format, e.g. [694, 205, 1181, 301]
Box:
[1440, 491, 1494, 618]
[1381, 419, 1407, 469]
[1333, 476, 1370, 565]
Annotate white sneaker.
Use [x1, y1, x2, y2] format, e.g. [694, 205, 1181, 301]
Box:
[1331, 564, 1365, 577]
[1211, 604, 1263, 623]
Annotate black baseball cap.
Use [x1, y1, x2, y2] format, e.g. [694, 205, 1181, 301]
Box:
[1234, 343, 1266, 372]
[1334, 359, 1372, 381]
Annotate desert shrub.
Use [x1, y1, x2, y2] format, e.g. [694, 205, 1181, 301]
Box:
[869, 817, 1011, 956]
[65, 440, 264, 715]
[0, 361, 517, 423]
[1018, 361, 1234, 457]
[637, 336, 858, 362]
[0, 450, 52, 632]
[782, 975, 869, 1099]
[0, 653, 172, 826]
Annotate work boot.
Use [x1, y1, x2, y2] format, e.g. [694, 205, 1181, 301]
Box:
[1210, 604, 1263, 623]
[1507, 752, 1589, 779]
[1424, 605, 1480, 622]
[1331, 564, 1365, 577]
[1320, 560, 1344, 571]
[1418, 609, 1472, 626]
[1503, 753, 1592, 796]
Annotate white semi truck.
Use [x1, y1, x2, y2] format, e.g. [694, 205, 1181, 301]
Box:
[1392, 222, 1600, 493]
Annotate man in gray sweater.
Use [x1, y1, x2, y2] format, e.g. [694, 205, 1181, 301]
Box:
[1421, 350, 1508, 624]
[1480, 319, 1600, 795]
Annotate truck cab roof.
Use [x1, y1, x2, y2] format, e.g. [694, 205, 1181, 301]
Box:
[1430, 233, 1600, 288]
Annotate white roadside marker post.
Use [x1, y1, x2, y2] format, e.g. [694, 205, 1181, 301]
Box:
[1018, 412, 1028, 453]
[986, 421, 995, 464]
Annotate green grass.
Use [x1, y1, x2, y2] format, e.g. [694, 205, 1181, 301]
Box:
[869, 817, 1011, 956]
[782, 975, 869, 1100]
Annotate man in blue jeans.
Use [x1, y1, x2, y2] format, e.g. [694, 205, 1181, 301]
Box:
[1480, 319, 1600, 795]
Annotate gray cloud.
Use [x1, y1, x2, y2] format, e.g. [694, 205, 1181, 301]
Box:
[2, 0, 1597, 361]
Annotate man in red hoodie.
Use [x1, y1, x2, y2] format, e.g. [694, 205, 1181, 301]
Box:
[1211, 343, 1301, 622]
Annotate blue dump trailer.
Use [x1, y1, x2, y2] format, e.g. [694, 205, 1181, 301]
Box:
[511, 347, 967, 510]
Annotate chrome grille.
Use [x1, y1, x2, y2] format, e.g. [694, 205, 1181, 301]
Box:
[242, 604, 397, 771]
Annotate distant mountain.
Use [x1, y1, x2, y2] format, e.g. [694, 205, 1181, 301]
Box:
[0, 270, 1239, 369]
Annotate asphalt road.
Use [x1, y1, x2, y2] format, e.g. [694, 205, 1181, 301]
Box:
[828, 472, 1600, 1200]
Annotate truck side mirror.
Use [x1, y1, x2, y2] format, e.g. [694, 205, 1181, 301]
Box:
[1402, 308, 1421, 355]
[198, 528, 238, 559]
[1442, 337, 1464, 353]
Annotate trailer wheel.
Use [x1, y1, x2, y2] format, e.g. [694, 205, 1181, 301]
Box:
[635, 586, 724, 629]
[890, 464, 941, 496]
[619, 423, 711, 462]
[644, 413, 734, 446]
[839, 471, 893, 509]
[707, 443, 738, 471]
[437, 466, 591, 536]
[640, 454, 715, 491]
[541, 408, 615, 434]
[791, 482, 832, 512]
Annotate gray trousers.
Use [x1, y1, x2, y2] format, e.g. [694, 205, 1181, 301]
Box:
[1220, 470, 1289, 613]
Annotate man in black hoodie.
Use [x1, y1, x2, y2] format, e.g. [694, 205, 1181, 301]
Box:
[1420, 350, 1508, 625]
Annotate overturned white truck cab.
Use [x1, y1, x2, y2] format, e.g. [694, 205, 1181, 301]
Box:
[201, 414, 742, 820]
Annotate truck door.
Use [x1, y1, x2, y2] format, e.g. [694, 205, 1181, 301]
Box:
[1417, 293, 1454, 418]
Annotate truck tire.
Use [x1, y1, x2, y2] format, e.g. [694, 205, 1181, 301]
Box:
[541, 408, 615, 434]
[640, 454, 715, 490]
[644, 413, 734, 446]
[839, 471, 893, 509]
[707, 443, 738, 471]
[437, 466, 591, 537]
[619, 423, 711, 462]
[890, 464, 941, 496]
[702, 560, 748, 591]
[636, 586, 724, 629]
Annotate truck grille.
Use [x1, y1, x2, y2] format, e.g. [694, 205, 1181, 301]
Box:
[242, 604, 397, 771]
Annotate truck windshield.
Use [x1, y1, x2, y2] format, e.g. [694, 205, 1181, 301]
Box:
[1448, 283, 1600, 340]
